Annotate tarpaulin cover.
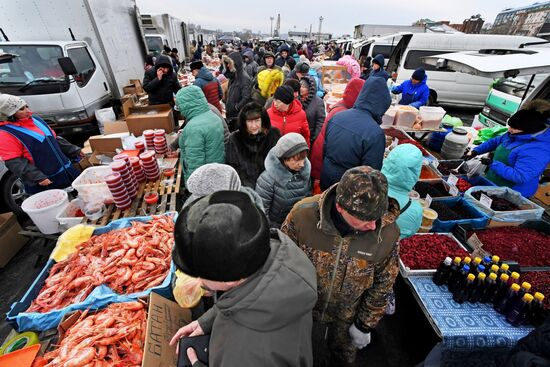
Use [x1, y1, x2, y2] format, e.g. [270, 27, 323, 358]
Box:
[6, 214, 176, 331]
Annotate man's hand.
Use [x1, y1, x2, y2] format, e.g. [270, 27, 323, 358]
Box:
[187, 347, 207, 366]
[462, 149, 478, 160]
[480, 157, 492, 166]
[157, 68, 164, 80]
[79, 150, 86, 158]
[349, 324, 371, 349]
[169, 321, 204, 353]
[38, 178, 52, 186]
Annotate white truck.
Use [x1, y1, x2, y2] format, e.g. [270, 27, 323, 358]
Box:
[0, 0, 146, 136]
[141, 13, 188, 60]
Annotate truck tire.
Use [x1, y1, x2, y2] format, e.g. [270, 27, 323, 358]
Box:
[1, 173, 28, 218]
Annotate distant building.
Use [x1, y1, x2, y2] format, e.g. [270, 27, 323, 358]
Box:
[288, 31, 332, 43]
[491, 1, 550, 37]
[462, 15, 485, 34]
[354, 24, 426, 39]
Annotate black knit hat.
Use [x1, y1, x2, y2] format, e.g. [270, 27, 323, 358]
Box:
[284, 78, 301, 93]
[173, 191, 270, 282]
[190, 60, 204, 71]
[508, 109, 548, 134]
[273, 85, 295, 105]
[295, 62, 310, 74]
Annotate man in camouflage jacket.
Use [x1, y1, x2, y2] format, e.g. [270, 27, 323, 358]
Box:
[281, 166, 400, 366]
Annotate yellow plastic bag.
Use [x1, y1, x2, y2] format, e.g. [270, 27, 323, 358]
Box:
[50, 224, 95, 262]
[173, 271, 204, 309]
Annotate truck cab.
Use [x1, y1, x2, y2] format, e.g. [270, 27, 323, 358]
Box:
[0, 41, 111, 135]
[144, 34, 168, 56]
[422, 46, 550, 127]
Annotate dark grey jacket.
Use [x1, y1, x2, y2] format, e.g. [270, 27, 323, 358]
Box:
[223, 53, 252, 123]
[300, 76, 326, 143]
[197, 230, 317, 367]
[255, 148, 311, 228]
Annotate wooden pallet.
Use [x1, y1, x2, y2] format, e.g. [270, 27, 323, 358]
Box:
[82, 159, 182, 226]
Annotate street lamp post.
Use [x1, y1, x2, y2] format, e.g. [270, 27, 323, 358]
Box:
[270, 16, 274, 37]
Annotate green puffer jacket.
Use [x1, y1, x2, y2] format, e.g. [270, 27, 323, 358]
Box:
[381, 143, 423, 239]
[176, 86, 225, 184]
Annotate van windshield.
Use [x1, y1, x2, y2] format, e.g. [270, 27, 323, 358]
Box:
[493, 74, 548, 98]
[146, 36, 164, 55]
[0, 45, 66, 86]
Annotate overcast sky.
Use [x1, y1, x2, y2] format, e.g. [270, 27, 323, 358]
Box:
[135, 0, 535, 35]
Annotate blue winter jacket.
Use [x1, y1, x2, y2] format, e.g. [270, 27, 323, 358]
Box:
[320, 77, 391, 190]
[381, 144, 423, 239]
[473, 128, 550, 198]
[369, 54, 390, 81]
[308, 69, 325, 97]
[392, 75, 430, 108]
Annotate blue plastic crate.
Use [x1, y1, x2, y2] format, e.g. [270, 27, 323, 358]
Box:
[6, 214, 176, 332]
[430, 196, 489, 233]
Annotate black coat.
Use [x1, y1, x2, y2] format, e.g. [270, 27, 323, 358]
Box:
[142, 55, 181, 105]
[498, 317, 550, 367]
[223, 53, 252, 126]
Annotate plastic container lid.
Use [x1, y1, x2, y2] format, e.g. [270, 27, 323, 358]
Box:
[444, 257, 452, 265]
[477, 265, 485, 272]
[113, 153, 129, 162]
[534, 292, 545, 301]
[473, 257, 482, 264]
[463, 257, 472, 264]
[489, 273, 497, 280]
[523, 293, 534, 302]
[500, 273, 510, 281]
[104, 173, 122, 185]
[511, 272, 520, 279]
[422, 208, 438, 220]
[492, 255, 500, 263]
[453, 257, 462, 264]
[521, 282, 531, 290]
[501, 263, 510, 271]
[511, 283, 521, 291]
[478, 272, 486, 279]
[491, 265, 499, 273]
[109, 161, 127, 171]
[467, 273, 475, 281]
[452, 127, 467, 135]
[143, 129, 155, 136]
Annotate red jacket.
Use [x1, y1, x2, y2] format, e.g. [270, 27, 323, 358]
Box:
[267, 99, 310, 147]
[202, 80, 223, 113]
[310, 78, 365, 180]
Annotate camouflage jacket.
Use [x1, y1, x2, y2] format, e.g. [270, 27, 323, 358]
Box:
[281, 184, 400, 330]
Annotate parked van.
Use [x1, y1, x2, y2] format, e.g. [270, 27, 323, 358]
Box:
[422, 46, 550, 126]
[352, 33, 406, 66]
[386, 33, 545, 107]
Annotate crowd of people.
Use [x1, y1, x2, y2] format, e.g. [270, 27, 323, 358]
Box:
[0, 37, 548, 367]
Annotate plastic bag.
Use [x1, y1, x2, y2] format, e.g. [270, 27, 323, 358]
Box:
[441, 114, 463, 127]
[473, 126, 508, 145]
[173, 271, 204, 309]
[94, 107, 116, 135]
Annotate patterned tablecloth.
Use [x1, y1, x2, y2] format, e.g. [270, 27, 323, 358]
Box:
[408, 276, 534, 351]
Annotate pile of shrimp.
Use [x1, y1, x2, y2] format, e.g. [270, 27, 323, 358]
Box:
[27, 215, 174, 313]
[39, 301, 147, 367]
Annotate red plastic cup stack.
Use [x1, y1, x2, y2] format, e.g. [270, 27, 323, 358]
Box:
[113, 153, 139, 191]
[143, 129, 155, 151]
[104, 172, 132, 210]
[129, 156, 146, 182]
[153, 129, 168, 155]
[139, 151, 160, 180]
[110, 160, 138, 200]
[135, 141, 145, 154]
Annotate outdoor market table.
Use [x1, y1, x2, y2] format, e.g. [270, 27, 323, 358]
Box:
[405, 275, 534, 366]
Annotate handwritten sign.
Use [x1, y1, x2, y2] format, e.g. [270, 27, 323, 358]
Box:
[432, 159, 439, 169]
[468, 233, 487, 258]
[447, 173, 458, 186]
[479, 193, 493, 209]
[425, 194, 433, 208]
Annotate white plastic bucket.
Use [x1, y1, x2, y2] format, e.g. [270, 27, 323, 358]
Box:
[56, 199, 85, 231]
[22, 189, 68, 234]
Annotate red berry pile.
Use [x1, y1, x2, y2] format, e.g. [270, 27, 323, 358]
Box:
[384, 127, 410, 141]
[470, 227, 550, 267]
[400, 234, 470, 270]
[456, 178, 472, 193]
[398, 139, 430, 156]
[521, 271, 550, 309]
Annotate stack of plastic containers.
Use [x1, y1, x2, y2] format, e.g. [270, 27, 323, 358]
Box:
[113, 154, 139, 190]
[104, 172, 131, 210]
[134, 141, 145, 154]
[143, 129, 155, 151]
[129, 157, 146, 182]
[110, 159, 137, 200]
[153, 129, 168, 155]
[139, 151, 160, 180]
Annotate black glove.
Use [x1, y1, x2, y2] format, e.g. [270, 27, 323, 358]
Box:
[480, 157, 492, 166]
[462, 149, 478, 160]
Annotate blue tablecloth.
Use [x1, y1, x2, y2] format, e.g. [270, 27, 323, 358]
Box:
[408, 276, 534, 351]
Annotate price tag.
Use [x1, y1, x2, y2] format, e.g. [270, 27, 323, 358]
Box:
[449, 185, 459, 196]
[447, 173, 458, 186]
[468, 233, 487, 258]
[390, 137, 399, 149]
[425, 194, 433, 208]
[432, 159, 439, 169]
[479, 193, 493, 209]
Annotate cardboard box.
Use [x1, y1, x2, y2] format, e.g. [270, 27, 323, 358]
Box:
[130, 79, 144, 94]
[123, 79, 144, 95]
[103, 120, 129, 134]
[126, 104, 174, 136]
[122, 97, 136, 118]
[88, 151, 116, 166]
[55, 293, 191, 367]
[0, 213, 28, 267]
[88, 133, 128, 153]
[534, 183, 550, 206]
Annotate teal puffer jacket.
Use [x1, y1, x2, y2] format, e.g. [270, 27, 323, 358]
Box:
[176, 86, 225, 184]
[382, 144, 423, 238]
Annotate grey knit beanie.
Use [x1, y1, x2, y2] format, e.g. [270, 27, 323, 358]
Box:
[275, 132, 309, 159]
[186, 163, 241, 197]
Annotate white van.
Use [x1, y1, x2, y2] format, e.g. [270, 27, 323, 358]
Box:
[422, 46, 550, 126]
[352, 33, 406, 66]
[386, 33, 546, 107]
